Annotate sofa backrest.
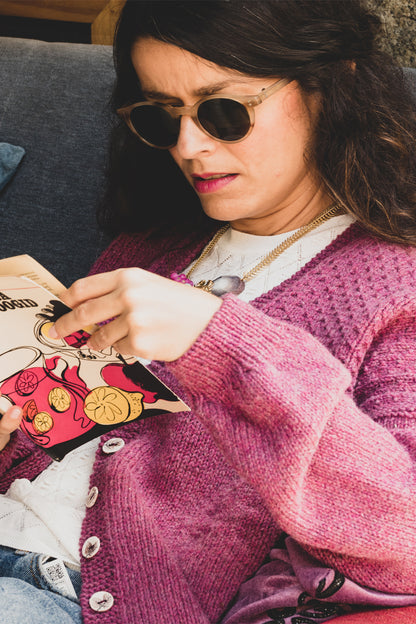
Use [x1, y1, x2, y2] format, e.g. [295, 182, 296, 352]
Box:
[0, 37, 113, 286]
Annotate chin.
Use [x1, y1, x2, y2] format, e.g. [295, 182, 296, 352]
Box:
[199, 199, 242, 223]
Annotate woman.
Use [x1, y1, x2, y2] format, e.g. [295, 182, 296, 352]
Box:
[0, 1, 416, 623]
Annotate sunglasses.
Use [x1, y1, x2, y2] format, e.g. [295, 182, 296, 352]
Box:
[117, 78, 289, 149]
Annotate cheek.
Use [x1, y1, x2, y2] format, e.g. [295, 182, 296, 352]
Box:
[269, 125, 312, 182]
[262, 90, 314, 155]
[284, 93, 316, 154]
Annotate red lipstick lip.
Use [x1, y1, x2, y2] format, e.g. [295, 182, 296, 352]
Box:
[191, 173, 238, 194]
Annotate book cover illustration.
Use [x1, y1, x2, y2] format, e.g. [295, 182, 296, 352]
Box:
[0, 271, 189, 461]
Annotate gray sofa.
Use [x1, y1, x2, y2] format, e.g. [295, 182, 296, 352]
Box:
[0, 36, 415, 288]
[0, 37, 113, 286]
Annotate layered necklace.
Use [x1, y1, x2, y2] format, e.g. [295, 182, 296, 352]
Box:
[170, 204, 341, 297]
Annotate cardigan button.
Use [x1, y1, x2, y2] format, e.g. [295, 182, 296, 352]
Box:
[102, 438, 125, 454]
[89, 591, 114, 612]
[82, 536, 100, 559]
[86, 486, 99, 508]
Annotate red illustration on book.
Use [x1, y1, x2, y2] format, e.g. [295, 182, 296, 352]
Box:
[0, 353, 162, 448]
[0, 297, 187, 457]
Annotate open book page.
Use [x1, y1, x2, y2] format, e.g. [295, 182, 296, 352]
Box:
[0, 254, 66, 296]
[0, 263, 189, 461]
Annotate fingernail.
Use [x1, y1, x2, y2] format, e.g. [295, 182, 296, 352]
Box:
[10, 407, 22, 419]
[48, 325, 58, 339]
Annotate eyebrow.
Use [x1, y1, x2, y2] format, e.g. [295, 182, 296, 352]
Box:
[142, 79, 251, 101]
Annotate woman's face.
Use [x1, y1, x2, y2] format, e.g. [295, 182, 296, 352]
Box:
[131, 37, 328, 235]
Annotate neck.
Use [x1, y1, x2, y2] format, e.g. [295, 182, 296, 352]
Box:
[229, 189, 333, 236]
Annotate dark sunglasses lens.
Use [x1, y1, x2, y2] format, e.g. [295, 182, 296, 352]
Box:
[198, 98, 251, 141]
[130, 105, 179, 148]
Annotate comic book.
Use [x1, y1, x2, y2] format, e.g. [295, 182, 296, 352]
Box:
[0, 255, 189, 461]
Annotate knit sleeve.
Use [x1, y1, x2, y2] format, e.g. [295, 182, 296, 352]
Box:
[167, 293, 416, 594]
[0, 430, 51, 491]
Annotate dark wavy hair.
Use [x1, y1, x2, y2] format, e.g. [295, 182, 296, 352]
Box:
[98, 0, 416, 245]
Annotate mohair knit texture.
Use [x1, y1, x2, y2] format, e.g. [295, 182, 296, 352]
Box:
[0, 223, 415, 623]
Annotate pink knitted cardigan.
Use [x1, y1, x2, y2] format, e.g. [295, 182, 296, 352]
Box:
[1, 223, 416, 623]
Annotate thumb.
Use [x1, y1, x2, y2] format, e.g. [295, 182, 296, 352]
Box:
[0, 403, 23, 451]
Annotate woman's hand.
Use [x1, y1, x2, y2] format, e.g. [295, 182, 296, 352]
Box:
[0, 404, 22, 451]
[51, 268, 222, 361]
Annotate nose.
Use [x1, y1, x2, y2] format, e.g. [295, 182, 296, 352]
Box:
[174, 115, 217, 159]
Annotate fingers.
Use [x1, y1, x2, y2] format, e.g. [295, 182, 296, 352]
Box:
[49, 267, 223, 362]
[0, 403, 22, 451]
[60, 271, 122, 309]
[86, 315, 129, 354]
[52, 269, 147, 341]
[53, 288, 125, 341]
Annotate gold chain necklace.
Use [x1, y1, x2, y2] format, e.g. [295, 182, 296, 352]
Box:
[171, 204, 341, 296]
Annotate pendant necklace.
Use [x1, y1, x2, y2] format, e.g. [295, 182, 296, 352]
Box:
[170, 204, 341, 297]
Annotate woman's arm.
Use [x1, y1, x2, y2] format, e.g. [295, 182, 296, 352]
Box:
[167, 293, 416, 594]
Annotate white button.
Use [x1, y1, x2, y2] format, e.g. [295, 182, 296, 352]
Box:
[86, 486, 99, 508]
[102, 437, 125, 454]
[89, 591, 114, 612]
[82, 536, 100, 559]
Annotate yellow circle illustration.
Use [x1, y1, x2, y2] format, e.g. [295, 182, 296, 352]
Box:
[48, 387, 71, 412]
[33, 411, 54, 434]
[84, 387, 130, 425]
[120, 390, 144, 422]
[84, 386, 144, 425]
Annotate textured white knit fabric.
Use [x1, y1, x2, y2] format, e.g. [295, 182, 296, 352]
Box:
[0, 213, 355, 566]
[0, 438, 99, 566]
[188, 213, 356, 302]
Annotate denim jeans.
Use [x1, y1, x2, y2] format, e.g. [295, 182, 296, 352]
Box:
[0, 546, 82, 623]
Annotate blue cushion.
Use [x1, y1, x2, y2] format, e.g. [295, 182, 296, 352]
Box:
[0, 142, 25, 191]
